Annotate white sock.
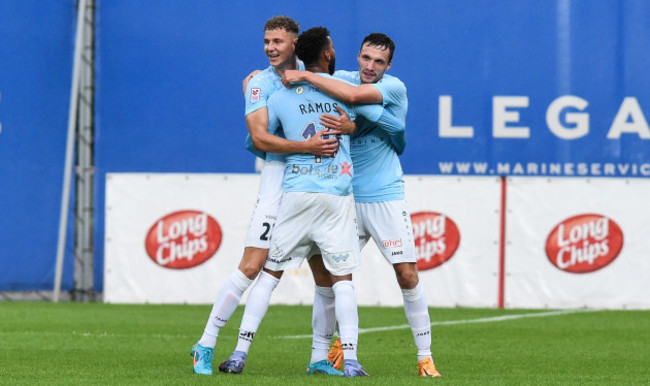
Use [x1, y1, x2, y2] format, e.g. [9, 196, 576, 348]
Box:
[234, 271, 280, 354]
[402, 283, 433, 361]
[310, 285, 336, 364]
[198, 269, 252, 348]
[332, 280, 358, 362]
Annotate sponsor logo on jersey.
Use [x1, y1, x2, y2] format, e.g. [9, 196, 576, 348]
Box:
[411, 211, 460, 271]
[290, 163, 340, 180]
[250, 88, 261, 102]
[382, 238, 403, 248]
[295, 86, 304, 95]
[145, 210, 222, 269]
[339, 161, 352, 176]
[545, 214, 623, 273]
[391, 250, 403, 256]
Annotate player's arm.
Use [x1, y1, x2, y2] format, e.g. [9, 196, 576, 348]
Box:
[354, 104, 407, 154]
[246, 107, 340, 156]
[282, 70, 383, 104]
[375, 110, 406, 155]
[319, 105, 356, 135]
[242, 70, 262, 96]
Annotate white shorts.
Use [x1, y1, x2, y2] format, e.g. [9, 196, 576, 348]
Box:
[356, 200, 417, 264]
[266, 192, 361, 276]
[244, 161, 285, 249]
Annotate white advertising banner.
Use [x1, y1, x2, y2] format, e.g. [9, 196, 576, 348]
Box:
[106, 173, 649, 309]
[505, 177, 650, 309]
[105, 173, 255, 304]
[104, 173, 496, 306]
[398, 176, 501, 307]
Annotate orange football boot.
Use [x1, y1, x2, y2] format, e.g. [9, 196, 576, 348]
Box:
[326, 338, 343, 370]
[418, 357, 441, 377]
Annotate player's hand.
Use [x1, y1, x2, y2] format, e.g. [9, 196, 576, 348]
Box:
[306, 129, 340, 157]
[281, 70, 306, 88]
[320, 105, 356, 134]
[243, 70, 262, 95]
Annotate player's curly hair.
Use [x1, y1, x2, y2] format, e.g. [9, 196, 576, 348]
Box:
[361, 33, 395, 63]
[295, 26, 330, 67]
[264, 15, 299, 35]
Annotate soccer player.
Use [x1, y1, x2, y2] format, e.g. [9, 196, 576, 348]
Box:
[282, 33, 442, 377]
[190, 16, 339, 376]
[220, 26, 406, 377]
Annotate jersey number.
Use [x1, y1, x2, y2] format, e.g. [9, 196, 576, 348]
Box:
[301, 122, 341, 163]
[260, 222, 272, 241]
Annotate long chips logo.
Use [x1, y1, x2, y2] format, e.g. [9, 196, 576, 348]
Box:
[412, 211, 460, 271]
[545, 214, 623, 273]
[145, 210, 222, 269]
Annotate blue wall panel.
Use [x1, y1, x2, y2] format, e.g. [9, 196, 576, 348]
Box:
[0, 1, 76, 290]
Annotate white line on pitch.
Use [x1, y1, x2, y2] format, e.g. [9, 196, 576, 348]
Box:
[278, 309, 596, 339]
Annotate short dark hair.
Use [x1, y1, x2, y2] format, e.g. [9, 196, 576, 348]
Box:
[295, 26, 331, 66]
[361, 33, 395, 63]
[264, 15, 299, 35]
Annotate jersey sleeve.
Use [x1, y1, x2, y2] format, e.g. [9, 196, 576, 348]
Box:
[352, 103, 384, 123]
[244, 73, 272, 116]
[244, 134, 266, 160]
[373, 75, 407, 107]
[376, 109, 407, 155]
[244, 94, 282, 160]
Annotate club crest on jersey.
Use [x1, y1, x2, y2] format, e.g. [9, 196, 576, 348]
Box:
[295, 86, 304, 95]
[250, 88, 261, 102]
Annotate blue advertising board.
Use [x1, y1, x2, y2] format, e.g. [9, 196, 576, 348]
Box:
[96, 1, 650, 179]
[0, 1, 75, 291]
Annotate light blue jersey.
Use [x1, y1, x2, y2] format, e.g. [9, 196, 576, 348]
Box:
[333, 70, 408, 202]
[244, 62, 304, 162]
[266, 73, 390, 196]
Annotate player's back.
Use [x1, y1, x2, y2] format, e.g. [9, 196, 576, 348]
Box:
[267, 76, 354, 196]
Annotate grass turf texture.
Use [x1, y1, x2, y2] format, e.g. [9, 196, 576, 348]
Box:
[0, 303, 648, 385]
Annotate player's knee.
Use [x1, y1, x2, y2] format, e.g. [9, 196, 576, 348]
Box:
[238, 259, 266, 279]
[239, 264, 263, 280]
[395, 265, 419, 289]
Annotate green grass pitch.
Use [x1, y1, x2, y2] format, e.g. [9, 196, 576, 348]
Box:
[0, 302, 648, 385]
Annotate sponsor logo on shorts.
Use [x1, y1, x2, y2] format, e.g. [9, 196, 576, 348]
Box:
[382, 238, 403, 248]
[267, 245, 291, 264]
[144, 210, 222, 269]
[267, 256, 292, 264]
[391, 250, 403, 256]
[329, 252, 350, 262]
[250, 88, 261, 102]
[290, 164, 339, 180]
[545, 214, 623, 274]
[411, 211, 460, 271]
